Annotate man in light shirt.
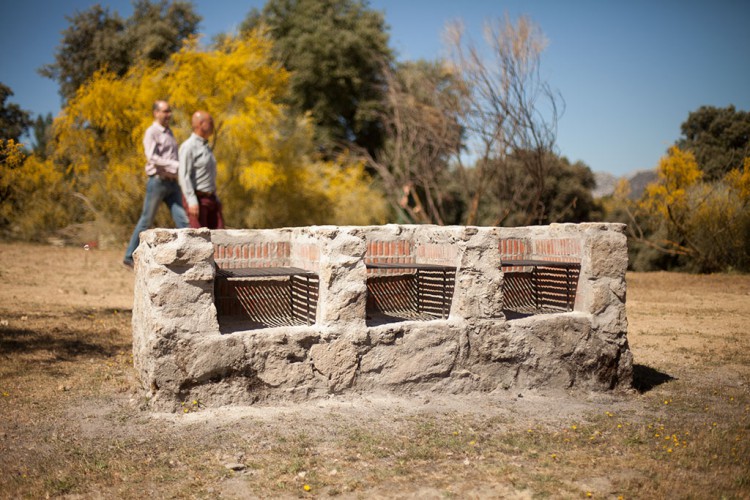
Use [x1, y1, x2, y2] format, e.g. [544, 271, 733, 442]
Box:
[179, 110, 224, 229]
[123, 100, 189, 269]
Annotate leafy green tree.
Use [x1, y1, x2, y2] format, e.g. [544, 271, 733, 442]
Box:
[676, 105, 750, 181]
[126, 0, 201, 62]
[40, 0, 200, 102]
[39, 5, 128, 101]
[481, 152, 600, 226]
[0, 83, 32, 142]
[540, 156, 600, 223]
[241, 0, 392, 155]
[31, 113, 54, 159]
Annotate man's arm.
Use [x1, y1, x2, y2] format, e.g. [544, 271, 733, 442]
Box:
[143, 127, 157, 162]
[178, 142, 200, 218]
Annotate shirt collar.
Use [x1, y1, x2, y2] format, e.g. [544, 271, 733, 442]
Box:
[154, 121, 170, 134]
[191, 132, 209, 145]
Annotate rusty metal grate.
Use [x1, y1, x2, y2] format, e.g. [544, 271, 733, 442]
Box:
[501, 260, 580, 317]
[215, 267, 318, 330]
[365, 263, 455, 325]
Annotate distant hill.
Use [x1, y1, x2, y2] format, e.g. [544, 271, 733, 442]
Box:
[592, 172, 618, 199]
[593, 169, 657, 199]
[627, 170, 658, 199]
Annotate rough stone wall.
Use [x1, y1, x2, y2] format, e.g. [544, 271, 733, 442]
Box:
[132, 223, 632, 410]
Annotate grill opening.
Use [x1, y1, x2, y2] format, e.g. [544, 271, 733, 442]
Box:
[501, 260, 580, 319]
[366, 264, 455, 326]
[215, 267, 318, 332]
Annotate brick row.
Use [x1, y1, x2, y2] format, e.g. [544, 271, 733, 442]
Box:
[532, 238, 581, 260]
[499, 238, 529, 259]
[214, 242, 292, 268]
[415, 243, 458, 264]
[366, 240, 413, 258]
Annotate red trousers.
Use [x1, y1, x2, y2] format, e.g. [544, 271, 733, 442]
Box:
[183, 194, 225, 229]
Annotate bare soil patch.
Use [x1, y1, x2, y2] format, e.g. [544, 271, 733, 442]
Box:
[1, 242, 748, 498]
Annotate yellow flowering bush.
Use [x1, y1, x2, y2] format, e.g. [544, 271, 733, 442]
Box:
[48, 29, 387, 234]
[638, 146, 750, 271]
[0, 140, 77, 239]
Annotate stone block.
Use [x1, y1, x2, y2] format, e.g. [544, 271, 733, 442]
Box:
[310, 341, 359, 392]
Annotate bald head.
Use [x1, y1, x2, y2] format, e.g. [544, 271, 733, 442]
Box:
[192, 110, 214, 139]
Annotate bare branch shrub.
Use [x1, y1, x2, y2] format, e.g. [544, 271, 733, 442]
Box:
[445, 15, 563, 225]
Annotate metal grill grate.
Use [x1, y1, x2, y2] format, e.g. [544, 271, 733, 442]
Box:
[501, 260, 580, 317]
[215, 267, 318, 330]
[365, 263, 455, 325]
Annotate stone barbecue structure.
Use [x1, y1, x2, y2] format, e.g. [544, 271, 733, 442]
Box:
[132, 224, 632, 409]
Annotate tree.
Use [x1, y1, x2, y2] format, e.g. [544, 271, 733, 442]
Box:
[357, 60, 466, 224]
[483, 153, 599, 227]
[126, 0, 202, 63]
[636, 146, 750, 272]
[40, 1, 200, 102]
[0, 139, 26, 210]
[445, 15, 562, 225]
[45, 31, 386, 237]
[1, 86, 69, 240]
[676, 105, 750, 181]
[0, 83, 32, 142]
[0, 139, 74, 240]
[241, 0, 392, 155]
[604, 106, 750, 271]
[358, 15, 564, 227]
[599, 178, 672, 271]
[31, 113, 54, 159]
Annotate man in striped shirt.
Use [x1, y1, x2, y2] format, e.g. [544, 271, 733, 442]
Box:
[123, 100, 189, 269]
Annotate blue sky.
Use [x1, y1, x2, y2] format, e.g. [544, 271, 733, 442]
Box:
[1, 0, 748, 177]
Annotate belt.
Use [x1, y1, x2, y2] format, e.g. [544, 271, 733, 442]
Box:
[195, 190, 215, 198]
[150, 174, 177, 181]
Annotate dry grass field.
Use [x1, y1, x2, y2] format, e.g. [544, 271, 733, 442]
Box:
[0, 241, 748, 499]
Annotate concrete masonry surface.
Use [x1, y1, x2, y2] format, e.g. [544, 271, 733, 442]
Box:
[132, 224, 633, 410]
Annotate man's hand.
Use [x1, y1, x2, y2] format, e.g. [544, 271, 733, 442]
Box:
[188, 204, 200, 218]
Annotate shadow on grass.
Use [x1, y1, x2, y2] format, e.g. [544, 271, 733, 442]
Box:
[632, 363, 676, 393]
[0, 308, 131, 363]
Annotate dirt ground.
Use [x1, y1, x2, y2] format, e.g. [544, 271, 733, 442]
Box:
[0, 241, 748, 499]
